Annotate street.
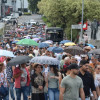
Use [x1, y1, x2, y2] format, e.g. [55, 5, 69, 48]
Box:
[18, 14, 44, 25]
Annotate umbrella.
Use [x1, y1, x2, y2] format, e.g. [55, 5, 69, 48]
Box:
[0, 49, 15, 57]
[64, 46, 85, 56]
[64, 42, 76, 46]
[60, 40, 71, 44]
[47, 47, 55, 51]
[33, 38, 40, 41]
[86, 44, 95, 48]
[37, 32, 42, 35]
[12, 40, 19, 44]
[30, 56, 59, 65]
[32, 35, 38, 38]
[7, 56, 31, 66]
[43, 40, 53, 44]
[38, 43, 49, 48]
[47, 47, 63, 53]
[16, 39, 38, 46]
[88, 49, 100, 55]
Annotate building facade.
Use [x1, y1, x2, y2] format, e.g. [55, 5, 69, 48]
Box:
[5, 0, 29, 12]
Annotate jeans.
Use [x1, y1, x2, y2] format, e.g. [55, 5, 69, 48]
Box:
[27, 83, 32, 97]
[44, 93, 48, 100]
[9, 82, 15, 100]
[15, 86, 28, 100]
[48, 88, 59, 100]
[0, 87, 9, 100]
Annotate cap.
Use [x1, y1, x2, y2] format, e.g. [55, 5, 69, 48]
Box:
[68, 63, 79, 70]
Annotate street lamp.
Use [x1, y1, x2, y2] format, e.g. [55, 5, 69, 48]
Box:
[80, 0, 84, 42]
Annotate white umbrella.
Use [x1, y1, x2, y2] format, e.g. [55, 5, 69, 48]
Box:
[30, 56, 59, 65]
[0, 49, 15, 57]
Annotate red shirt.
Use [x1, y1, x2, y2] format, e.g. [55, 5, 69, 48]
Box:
[13, 67, 30, 88]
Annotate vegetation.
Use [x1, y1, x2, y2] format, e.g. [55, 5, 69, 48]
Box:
[28, 0, 41, 13]
[23, 12, 31, 15]
[38, 0, 100, 41]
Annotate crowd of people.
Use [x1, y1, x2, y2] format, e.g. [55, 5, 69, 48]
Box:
[0, 22, 100, 100]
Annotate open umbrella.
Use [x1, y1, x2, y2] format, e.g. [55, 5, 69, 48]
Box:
[47, 47, 63, 53]
[86, 44, 95, 48]
[64, 46, 85, 56]
[7, 56, 31, 66]
[60, 40, 71, 44]
[43, 40, 53, 44]
[30, 56, 59, 65]
[33, 38, 40, 41]
[64, 42, 76, 46]
[0, 49, 15, 57]
[38, 43, 49, 48]
[16, 39, 38, 46]
[88, 49, 100, 55]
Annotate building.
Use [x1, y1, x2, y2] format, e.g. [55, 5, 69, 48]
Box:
[5, 0, 29, 12]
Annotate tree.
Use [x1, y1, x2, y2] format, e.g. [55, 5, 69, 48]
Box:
[28, 0, 41, 13]
[38, 0, 100, 41]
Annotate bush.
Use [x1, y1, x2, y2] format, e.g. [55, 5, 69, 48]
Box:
[23, 12, 31, 15]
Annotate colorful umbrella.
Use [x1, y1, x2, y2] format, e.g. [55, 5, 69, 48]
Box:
[33, 38, 40, 41]
[47, 47, 63, 53]
[60, 40, 71, 44]
[38, 43, 49, 48]
[16, 39, 38, 46]
[86, 44, 95, 48]
[64, 42, 76, 46]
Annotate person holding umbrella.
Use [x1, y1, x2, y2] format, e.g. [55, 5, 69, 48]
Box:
[13, 63, 30, 100]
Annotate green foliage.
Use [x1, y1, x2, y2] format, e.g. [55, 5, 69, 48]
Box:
[28, 0, 41, 13]
[23, 12, 31, 15]
[38, 0, 100, 42]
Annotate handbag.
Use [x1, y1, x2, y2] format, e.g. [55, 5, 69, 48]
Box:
[0, 72, 8, 97]
[0, 85, 8, 97]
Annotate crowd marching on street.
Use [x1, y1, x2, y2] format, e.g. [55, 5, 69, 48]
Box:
[0, 19, 100, 100]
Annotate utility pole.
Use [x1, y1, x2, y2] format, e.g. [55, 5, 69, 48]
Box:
[80, 0, 84, 42]
[0, 0, 1, 19]
[23, 0, 24, 12]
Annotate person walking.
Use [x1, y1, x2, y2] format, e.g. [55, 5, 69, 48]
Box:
[79, 60, 97, 100]
[47, 65, 60, 100]
[6, 58, 15, 100]
[0, 63, 9, 100]
[60, 63, 85, 100]
[31, 64, 45, 100]
[13, 63, 30, 100]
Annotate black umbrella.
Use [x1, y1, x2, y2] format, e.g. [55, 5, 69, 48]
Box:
[64, 46, 85, 56]
[89, 49, 100, 55]
[7, 56, 31, 66]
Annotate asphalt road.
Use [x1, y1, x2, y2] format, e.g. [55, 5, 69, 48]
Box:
[18, 14, 44, 25]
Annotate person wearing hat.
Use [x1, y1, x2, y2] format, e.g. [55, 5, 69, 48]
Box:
[60, 63, 85, 100]
[78, 60, 97, 100]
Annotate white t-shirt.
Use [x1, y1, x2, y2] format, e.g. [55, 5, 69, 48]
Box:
[95, 73, 100, 86]
[33, 49, 39, 56]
